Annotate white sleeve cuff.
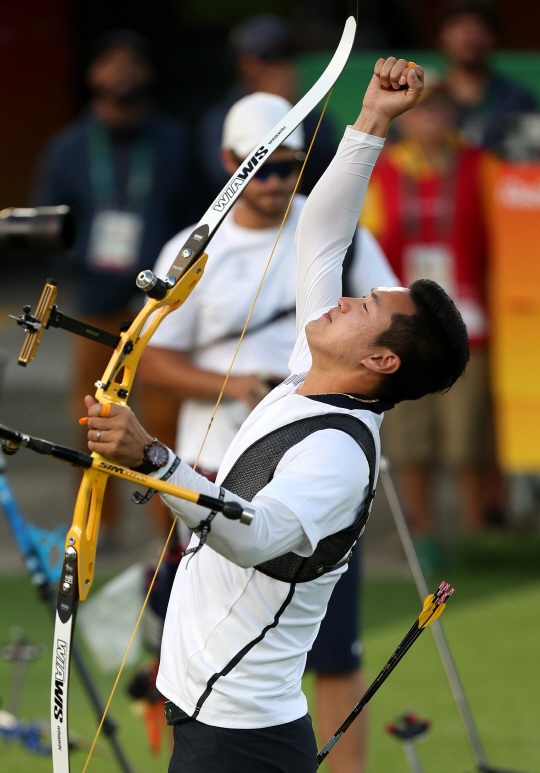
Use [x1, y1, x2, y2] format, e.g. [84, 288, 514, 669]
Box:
[343, 125, 386, 148]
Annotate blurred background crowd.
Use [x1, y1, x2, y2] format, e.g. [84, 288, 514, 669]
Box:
[1, 1, 540, 771]
[2, 0, 539, 550]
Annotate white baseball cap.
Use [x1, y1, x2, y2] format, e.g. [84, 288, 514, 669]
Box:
[222, 92, 304, 158]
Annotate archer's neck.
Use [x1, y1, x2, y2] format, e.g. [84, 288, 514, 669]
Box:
[297, 366, 379, 398]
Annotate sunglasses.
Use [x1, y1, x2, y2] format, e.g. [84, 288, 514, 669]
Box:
[233, 155, 302, 181]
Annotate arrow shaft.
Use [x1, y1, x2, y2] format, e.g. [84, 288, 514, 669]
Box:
[317, 591, 449, 767]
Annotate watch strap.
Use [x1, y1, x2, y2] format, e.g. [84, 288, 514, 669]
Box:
[132, 454, 181, 506]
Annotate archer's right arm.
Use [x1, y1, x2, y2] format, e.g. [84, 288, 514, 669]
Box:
[294, 58, 423, 333]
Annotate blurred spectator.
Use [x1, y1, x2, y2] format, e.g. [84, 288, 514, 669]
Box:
[198, 14, 337, 202]
[438, 0, 536, 150]
[361, 81, 490, 565]
[139, 92, 398, 773]
[34, 30, 198, 546]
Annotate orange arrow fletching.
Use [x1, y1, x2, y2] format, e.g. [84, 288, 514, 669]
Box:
[422, 602, 446, 627]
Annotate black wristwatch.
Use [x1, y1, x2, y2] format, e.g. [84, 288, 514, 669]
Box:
[133, 439, 170, 475]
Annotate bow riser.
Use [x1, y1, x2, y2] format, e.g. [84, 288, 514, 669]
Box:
[67, 468, 107, 600]
[95, 253, 208, 407]
[58, 253, 208, 601]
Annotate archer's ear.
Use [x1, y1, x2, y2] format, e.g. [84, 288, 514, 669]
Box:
[221, 148, 237, 175]
[361, 347, 401, 376]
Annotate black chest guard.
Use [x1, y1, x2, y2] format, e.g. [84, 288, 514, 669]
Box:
[221, 413, 377, 583]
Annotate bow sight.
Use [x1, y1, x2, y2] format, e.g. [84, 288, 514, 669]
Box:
[10, 279, 123, 367]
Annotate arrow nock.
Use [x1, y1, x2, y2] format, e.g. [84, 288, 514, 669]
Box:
[418, 581, 454, 629]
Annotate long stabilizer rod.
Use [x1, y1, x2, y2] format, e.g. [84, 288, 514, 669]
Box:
[0, 423, 254, 526]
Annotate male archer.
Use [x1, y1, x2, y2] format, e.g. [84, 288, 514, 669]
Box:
[84, 59, 469, 773]
[140, 89, 397, 773]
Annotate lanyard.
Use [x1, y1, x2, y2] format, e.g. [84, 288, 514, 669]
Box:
[88, 121, 153, 212]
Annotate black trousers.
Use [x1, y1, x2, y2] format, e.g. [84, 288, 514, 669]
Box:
[168, 714, 318, 773]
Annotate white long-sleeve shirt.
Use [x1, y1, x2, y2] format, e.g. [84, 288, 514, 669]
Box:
[155, 127, 385, 728]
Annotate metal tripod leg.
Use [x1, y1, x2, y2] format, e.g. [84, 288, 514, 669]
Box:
[386, 713, 430, 773]
[379, 456, 536, 773]
[379, 456, 488, 770]
[403, 739, 425, 773]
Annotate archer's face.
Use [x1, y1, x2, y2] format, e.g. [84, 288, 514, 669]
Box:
[306, 287, 415, 370]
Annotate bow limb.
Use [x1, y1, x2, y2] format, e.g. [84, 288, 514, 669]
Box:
[51, 257, 211, 773]
[52, 15, 357, 773]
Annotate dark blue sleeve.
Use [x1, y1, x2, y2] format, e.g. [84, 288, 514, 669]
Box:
[300, 111, 338, 196]
[33, 124, 89, 209]
[33, 135, 69, 207]
[139, 116, 203, 267]
[483, 77, 538, 149]
[31, 123, 95, 278]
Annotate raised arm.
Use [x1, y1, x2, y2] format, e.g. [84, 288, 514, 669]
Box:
[295, 58, 423, 333]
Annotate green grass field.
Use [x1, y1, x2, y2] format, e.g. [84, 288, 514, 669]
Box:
[1, 539, 539, 773]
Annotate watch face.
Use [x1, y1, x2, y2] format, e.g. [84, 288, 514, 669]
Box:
[147, 441, 169, 468]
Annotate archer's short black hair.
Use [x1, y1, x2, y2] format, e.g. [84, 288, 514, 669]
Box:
[438, 0, 501, 37]
[373, 279, 470, 404]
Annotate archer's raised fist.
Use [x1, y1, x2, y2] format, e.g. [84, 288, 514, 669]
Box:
[362, 58, 424, 122]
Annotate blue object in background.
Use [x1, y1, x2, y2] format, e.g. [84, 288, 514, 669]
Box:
[0, 464, 67, 585]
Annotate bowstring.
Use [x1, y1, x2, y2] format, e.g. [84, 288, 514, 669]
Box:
[81, 89, 333, 773]
[81, 514, 178, 773]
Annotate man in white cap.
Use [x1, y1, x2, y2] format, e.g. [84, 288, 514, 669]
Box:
[139, 91, 398, 773]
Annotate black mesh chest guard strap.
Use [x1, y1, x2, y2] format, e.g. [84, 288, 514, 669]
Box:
[221, 414, 377, 583]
